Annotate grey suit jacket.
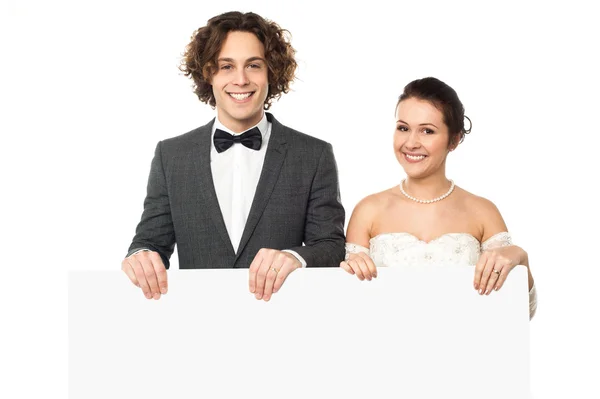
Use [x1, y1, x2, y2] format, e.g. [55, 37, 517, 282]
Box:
[127, 113, 345, 268]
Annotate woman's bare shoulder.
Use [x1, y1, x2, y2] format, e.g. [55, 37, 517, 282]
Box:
[456, 187, 501, 216]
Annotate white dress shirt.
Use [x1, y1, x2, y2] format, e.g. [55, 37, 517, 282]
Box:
[209, 113, 306, 267]
[211, 115, 267, 253]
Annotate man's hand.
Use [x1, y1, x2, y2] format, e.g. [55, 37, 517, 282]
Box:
[121, 250, 168, 300]
[248, 249, 301, 301]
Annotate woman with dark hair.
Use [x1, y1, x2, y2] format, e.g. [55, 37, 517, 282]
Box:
[340, 77, 537, 319]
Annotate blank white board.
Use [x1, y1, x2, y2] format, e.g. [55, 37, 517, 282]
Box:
[69, 266, 530, 399]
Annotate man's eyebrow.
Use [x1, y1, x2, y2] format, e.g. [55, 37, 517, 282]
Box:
[217, 57, 266, 63]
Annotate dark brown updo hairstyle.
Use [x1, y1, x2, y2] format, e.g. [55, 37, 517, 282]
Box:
[396, 77, 472, 148]
[179, 11, 297, 109]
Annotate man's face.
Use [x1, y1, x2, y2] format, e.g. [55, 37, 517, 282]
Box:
[211, 31, 269, 133]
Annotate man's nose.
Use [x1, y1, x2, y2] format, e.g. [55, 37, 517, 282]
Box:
[233, 68, 249, 85]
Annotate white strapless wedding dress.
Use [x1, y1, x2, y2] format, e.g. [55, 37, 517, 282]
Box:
[346, 232, 537, 319]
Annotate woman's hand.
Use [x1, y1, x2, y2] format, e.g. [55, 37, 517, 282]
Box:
[474, 245, 528, 295]
[340, 252, 378, 281]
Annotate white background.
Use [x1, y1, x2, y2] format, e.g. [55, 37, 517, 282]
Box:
[1, 0, 599, 398]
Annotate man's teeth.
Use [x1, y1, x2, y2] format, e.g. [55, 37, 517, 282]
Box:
[229, 93, 252, 100]
[406, 154, 426, 160]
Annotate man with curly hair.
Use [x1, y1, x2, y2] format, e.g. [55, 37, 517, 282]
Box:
[121, 11, 345, 302]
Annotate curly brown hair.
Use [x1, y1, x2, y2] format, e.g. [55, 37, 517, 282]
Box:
[179, 11, 297, 110]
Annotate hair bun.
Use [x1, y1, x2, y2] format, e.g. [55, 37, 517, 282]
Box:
[463, 115, 472, 135]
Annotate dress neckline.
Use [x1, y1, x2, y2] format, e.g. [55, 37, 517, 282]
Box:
[370, 232, 480, 245]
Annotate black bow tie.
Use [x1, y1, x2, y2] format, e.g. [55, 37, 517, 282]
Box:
[213, 127, 262, 153]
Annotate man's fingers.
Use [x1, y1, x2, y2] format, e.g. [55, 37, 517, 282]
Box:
[248, 251, 264, 294]
[262, 262, 282, 302]
[129, 258, 153, 299]
[253, 249, 275, 300]
[272, 258, 297, 294]
[122, 251, 169, 300]
[121, 260, 140, 287]
[140, 255, 161, 300]
[254, 264, 269, 300]
[150, 252, 168, 295]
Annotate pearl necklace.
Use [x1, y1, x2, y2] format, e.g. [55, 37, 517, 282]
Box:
[399, 179, 455, 204]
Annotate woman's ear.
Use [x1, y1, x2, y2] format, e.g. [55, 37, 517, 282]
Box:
[448, 138, 458, 152]
[448, 132, 464, 152]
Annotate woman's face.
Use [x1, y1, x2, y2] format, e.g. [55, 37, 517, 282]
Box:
[394, 97, 453, 179]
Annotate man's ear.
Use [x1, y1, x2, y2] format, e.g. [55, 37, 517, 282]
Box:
[203, 68, 213, 85]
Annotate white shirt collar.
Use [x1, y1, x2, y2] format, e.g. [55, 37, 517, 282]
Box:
[212, 113, 269, 137]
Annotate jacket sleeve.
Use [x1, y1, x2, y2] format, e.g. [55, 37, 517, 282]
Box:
[289, 143, 346, 267]
[127, 141, 176, 268]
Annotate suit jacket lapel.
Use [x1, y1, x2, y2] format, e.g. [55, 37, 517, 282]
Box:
[236, 113, 288, 259]
[192, 119, 236, 256]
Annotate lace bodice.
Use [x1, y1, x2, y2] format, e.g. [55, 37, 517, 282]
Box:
[345, 232, 537, 319]
[347, 232, 511, 268]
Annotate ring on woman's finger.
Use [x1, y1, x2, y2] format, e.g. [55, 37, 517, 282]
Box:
[270, 267, 279, 275]
[493, 269, 500, 275]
